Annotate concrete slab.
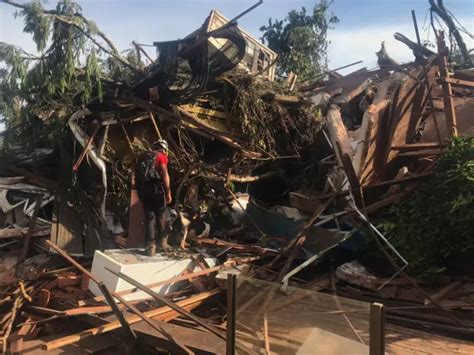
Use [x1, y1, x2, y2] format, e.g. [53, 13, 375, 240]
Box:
[89, 249, 216, 301]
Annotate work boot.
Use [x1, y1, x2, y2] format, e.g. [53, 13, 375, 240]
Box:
[159, 237, 170, 252]
[145, 243, 156, 256]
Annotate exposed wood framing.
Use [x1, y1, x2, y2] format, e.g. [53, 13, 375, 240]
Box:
[437, 31, 458, 137]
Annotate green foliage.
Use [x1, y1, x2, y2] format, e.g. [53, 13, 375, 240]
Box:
[377, 137, 474, 279]
[260, 0, 338, 80]
[0, 0, 120, 150]
[19, 0, 52, 52]
[85, 50, 103, 102]
[45, 0, 85, 95]
[229, 75, 322, 155]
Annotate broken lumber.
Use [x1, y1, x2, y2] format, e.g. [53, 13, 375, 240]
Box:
[424, 281, 463, 306]
[437, 31, 458, 137]
[78, 261, 242, 306]
[43, 289, 220, 350]
[437, 77, 474, 89]
[72, 123, 101, 172]
[105, 268, 226, 341]
[391, 143, 444, 150]
[44, 239, 192, 351]
[325, 105, 352, 165]
[0, 227, 50, 239]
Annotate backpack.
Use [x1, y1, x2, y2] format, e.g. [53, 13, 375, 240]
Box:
[136, 152, 162, 189]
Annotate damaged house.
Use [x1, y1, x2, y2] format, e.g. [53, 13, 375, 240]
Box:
[0, 0, 473, 354]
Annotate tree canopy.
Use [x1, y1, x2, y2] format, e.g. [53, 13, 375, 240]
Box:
[0, 0, 141, 150]
[259, 0, 338, 81]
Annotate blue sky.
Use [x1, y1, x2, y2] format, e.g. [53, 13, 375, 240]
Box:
[1, 0, 473, 130]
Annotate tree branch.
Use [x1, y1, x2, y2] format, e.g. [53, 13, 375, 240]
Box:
[54, 15, 140, 74]
[0, 0, 140, 73]
[429, 0, 472, 67]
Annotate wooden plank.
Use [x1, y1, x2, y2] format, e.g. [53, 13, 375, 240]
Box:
[43, 289, 220, 350]
[148, 112, 162, 139]
[206, 9, 277, 63]
[0, 177, 25, 185]
[397, 149, 441, 157]
[386, 323, 474, 354]
[97, 282, 137, 342]
[132, 318, 226, 354]
[438, 77, 474, 88]
[364, 171, 434, 189]
[357, 100, 390, 183]
[19, 195, 43, 263]
[0, 227, 50, 239]
[272, 94, 303, 104]
[79, 263, 225, 306]
[325, 105, 352, 165]
[179, 104, 239, 123]
[127, 183, 145, 248]
[106, 269, 226, 341]
[424, 281, 462, 306]
[437, 32, 458, 137]
[50, 188, 83, 255]
[50, 142, 84, 255]
[353, 102, 377, 178]
[21, 333, 117, 355]
[333, 79, 371, 105]
[378, 66, 434, 181]
[289, 192, 332, 213]
[45, 239, 190, 354]
[340, 152, 364, 209]
[391, 143, 444, 150]
[72, 124, 100, 172]
[63, 305, 121, 316]
[360, 73, 401, 186]
[369, 303, 385, 355]
[251, 47, 260, 73]
[4, 166, 56, 190]
[227, 274, 237, 355]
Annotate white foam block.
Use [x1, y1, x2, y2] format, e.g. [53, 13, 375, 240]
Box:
[89, 249, 216, 301]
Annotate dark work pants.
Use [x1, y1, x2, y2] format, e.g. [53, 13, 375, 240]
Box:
[140, 193, 167, 246]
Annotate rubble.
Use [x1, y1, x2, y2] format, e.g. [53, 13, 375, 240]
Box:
[1, 0, 474, 353]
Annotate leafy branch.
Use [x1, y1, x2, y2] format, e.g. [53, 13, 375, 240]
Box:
[0, 0, 140, 73]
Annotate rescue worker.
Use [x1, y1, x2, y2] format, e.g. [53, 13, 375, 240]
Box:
[134, 139, 172, 256]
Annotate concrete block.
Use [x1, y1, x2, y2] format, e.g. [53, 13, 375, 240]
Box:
[89, 249, 216, 301]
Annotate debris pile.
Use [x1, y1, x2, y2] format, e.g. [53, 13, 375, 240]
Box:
[1, 2, 474, 353]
